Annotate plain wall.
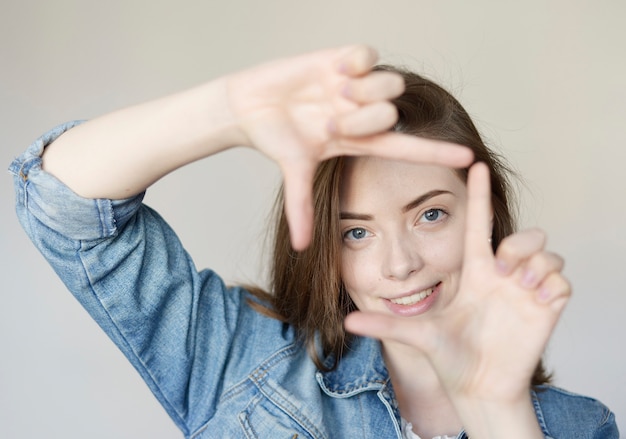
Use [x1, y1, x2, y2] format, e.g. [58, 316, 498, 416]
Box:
[1, 0, 624, 437]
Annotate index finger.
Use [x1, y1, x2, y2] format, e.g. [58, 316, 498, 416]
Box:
[336, 133, 474, 169]
[335, 45, 379, 76]
[463, 162, 493, 260]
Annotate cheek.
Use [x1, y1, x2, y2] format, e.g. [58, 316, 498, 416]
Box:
[341, 248, 379, 305]
[340, 250, 362, 293]
[442, 237, 464, 269]
[424, 227, 465, 274]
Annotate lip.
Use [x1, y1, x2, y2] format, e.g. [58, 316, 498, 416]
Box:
[383, 282, 442, 317]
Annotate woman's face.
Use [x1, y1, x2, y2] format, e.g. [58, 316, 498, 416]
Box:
[340, 157, 468, 318]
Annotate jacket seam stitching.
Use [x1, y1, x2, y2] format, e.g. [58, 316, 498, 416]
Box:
[76, 244, 190, 436]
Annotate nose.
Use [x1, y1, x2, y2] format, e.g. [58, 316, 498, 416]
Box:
[382, 232, 423, 281]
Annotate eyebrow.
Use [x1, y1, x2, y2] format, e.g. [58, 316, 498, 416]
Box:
[402, 190, 453, 213]
[340, 189, 453, 221]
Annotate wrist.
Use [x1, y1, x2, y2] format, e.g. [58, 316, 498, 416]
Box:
[170, 76, 249, 156]
[454, 392, 544, 439]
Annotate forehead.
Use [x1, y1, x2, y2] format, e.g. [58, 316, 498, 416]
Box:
[339, 157, 466, 208]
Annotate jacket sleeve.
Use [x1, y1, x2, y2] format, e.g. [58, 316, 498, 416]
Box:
[9, 122, 250, 436]
[593, 410, 619, 439]
[532, 385, 620, 439]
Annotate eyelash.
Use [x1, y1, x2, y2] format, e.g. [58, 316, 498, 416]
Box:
[342, 209, 449, 242]
[420, 208, 448, 223]
[343, 227, 371, 241]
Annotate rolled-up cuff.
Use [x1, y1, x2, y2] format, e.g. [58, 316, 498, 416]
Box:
[9, 121, 145, 241]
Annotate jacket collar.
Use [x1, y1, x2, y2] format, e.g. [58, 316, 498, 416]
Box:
[316, 336, 547, 439]
[315, 336, 390, 397]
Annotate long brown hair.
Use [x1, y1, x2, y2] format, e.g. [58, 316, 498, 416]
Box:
[250, 66, 551, 385]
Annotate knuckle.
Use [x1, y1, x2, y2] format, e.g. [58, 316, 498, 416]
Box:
[379, 102, 398, 124]
[390, 73, 405, 95]
[335, 114, 357, 136]
[530, 251, 563, 270]
[561, 277, 573, 296]
[377, 72, 405, 97]
[496, 236, 523, 259]
[549, 273, 572, 296]
[497, 228, 548, 261]
[526, 227, 547, 245]
[549, 252, 565, 270]
[335, 120, 349, 137]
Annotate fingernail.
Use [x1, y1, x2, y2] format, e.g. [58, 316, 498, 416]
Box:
[341, 83, 351, 98]
[521, 269, 536, 288]
[327, 119, 337, 135]
[538, 287, 551, 302]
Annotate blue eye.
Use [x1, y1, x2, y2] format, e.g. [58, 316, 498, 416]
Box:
[344, 227, 370, 241]
[422, 209, 446, 222]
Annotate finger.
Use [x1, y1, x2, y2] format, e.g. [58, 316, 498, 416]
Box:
[536, 272, 571, 313]
[463, 162, 494, 260]
[333, 102, 398, 137]
[495, 228, 546, 276]
[336, 45, 379, 76]
[280, 159, 317, 251]
[336, 133, 474, 168]
[344, 311, 437, 352]
[518, 251, 565, 289]
[342, 71, 405, 104]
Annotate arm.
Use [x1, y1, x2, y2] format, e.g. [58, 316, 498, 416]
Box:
[12, 45, 473, 435]
[42, 45, 473, 249]
[41, 78, 243, 200]
[13, 119, 259, 435]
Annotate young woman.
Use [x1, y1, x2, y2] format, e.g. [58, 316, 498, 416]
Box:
[11, 46, 617, 438]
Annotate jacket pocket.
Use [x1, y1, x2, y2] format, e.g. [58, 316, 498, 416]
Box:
[238, 394, 319, 439]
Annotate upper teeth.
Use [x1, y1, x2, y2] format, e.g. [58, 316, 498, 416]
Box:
[389, 287, 434, 305]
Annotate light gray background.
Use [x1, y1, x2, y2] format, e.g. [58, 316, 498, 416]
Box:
[1, 1, 624, 437]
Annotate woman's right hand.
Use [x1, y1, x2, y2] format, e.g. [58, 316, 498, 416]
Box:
[226, 45, 473, 249]
[43, 45, 472, 250]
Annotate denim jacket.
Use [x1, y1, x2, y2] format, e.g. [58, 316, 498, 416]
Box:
[10, 122, 619, 439]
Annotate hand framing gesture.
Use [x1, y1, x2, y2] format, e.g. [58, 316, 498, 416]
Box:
[44, 45, 473, 251]
[344, 163, 571, 433]
[227, 45, 474, 249]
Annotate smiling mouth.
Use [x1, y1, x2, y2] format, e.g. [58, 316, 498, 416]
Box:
[388, 283, 441, 306]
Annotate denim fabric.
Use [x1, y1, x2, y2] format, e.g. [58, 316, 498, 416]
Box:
[10, 122, 619, 439]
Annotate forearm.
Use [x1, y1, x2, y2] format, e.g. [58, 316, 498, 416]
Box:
[42, 76, 247, 199]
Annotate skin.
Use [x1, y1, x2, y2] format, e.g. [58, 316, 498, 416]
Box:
[344, 161, 570, 438]
[43, 45, 472, 250]
[340, 158, 470, 436]
[340, 158, 468, 320]
[41, 45, 569, 438]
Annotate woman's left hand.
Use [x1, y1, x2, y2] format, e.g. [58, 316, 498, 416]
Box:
[344, 163, 571, 424]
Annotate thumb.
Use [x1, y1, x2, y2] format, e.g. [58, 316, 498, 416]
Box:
[344, 311, 438, 352]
